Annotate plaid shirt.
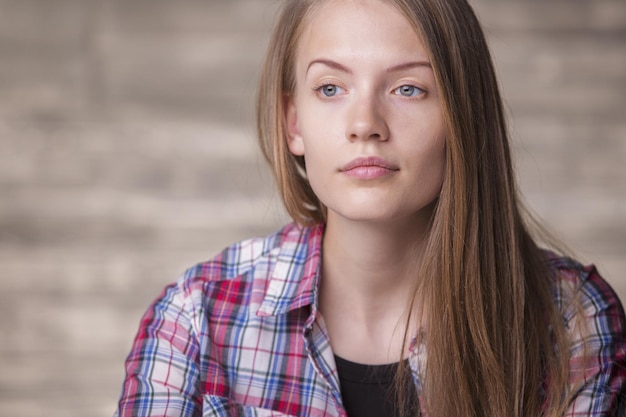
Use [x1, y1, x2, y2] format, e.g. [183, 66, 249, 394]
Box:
[115, 222, 626, 416]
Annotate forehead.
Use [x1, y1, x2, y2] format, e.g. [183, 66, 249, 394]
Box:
[296, 0, 428, 62]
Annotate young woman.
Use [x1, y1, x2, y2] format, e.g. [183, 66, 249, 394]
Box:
[114, 0, 626, 416]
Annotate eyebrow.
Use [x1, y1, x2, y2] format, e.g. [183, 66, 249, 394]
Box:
[306, 59, 352, 75]
[387, 61, 432, 72]
[306, 58, 432, 75]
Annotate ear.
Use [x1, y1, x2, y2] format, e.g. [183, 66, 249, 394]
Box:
[284, 95, 305, 156]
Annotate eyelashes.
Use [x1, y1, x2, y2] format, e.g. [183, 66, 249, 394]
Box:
[393, 85, 425, 97]
[312, 82, 427, 99]
[315, 83, 346, 97]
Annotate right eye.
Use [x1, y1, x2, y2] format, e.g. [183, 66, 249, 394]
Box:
[316, 84, 345, 97]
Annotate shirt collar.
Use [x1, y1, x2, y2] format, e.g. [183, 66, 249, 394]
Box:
[257, 222, 324, 317]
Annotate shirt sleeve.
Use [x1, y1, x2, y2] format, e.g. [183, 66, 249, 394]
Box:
[563, 265, 626, 416]
[115, 280, 202, 417]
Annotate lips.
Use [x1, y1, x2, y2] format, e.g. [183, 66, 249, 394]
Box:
[340, 156, 399, 179]
[340, 156, 398, 171]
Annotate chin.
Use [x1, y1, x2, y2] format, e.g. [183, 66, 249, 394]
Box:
[328, 207, 414, 224]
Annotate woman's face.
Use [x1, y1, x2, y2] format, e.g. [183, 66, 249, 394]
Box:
[286, 0, 445, 226]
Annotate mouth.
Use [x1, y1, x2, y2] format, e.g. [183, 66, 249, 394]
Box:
[340, 156, 399, 179]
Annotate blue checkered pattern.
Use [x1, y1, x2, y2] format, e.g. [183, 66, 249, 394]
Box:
[114, 223, 626, 416]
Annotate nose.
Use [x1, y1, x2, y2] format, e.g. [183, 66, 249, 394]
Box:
[345, 93, 390, 142]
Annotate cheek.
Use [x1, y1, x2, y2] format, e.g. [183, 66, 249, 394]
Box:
[407, 127, 446, 189]
[298, 114, 342, 158]
[296, 134, 335, 194]
[430, 138, 447, 194]
[403, 117, 445, 157]
[427, 132, 446, 175]
[301, 140, 330, 180]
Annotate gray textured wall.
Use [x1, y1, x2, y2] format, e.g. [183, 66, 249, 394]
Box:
[1, 1, 624, 416]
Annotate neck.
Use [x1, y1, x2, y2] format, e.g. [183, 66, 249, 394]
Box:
[322, 215, 427, 301]
[318, 214, 428, 363]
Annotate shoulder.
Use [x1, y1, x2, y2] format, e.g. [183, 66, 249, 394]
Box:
[543, 256, 626, 413]
[134, 222, 323, 343]
[545, 252, 625, 323]
[544, 252, 626, 362]
[178, 222, 318, 285]
[170, 222, 324, 310]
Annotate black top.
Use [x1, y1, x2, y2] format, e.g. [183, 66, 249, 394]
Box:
[335, 355, 418, 417]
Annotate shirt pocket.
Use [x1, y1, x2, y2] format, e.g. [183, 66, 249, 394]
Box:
[202, 395, 298, 417]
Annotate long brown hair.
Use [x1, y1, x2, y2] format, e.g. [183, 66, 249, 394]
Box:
[256, 0, 573, 416]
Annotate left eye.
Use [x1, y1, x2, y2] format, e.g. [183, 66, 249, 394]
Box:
[394, 85, 424, 97]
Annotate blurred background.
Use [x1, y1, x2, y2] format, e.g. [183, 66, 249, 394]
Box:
[0, 0, 624, 416]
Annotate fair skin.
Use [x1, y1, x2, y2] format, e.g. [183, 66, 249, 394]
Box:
[286, 0, 445, 364]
